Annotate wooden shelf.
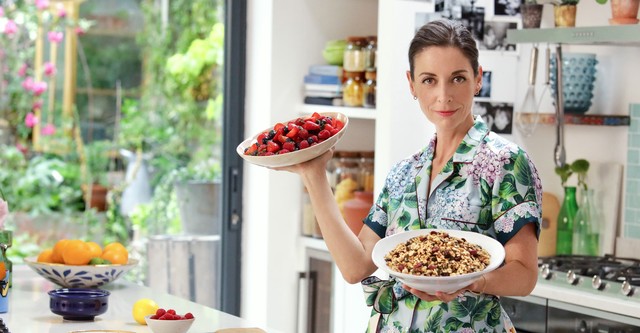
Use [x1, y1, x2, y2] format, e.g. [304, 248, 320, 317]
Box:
[519, 113, 630, 126]
[507, 25, 640, 46]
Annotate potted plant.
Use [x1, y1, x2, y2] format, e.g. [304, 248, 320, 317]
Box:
[521, 0, 545, 28]
[598, 0, 640, 24]
[552, 0, 580, 27]
[82, 140, 113, 212]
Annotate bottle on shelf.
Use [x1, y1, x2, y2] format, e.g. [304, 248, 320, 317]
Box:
[556, 186, 578, 255]
[343, 71, 364, 107]
[364, 36, 377, 71]
[363, 70, 376, 109]
[359, 151, 375, 192]
[343, 36, 367, 73]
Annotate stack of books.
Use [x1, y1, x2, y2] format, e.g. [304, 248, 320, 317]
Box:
[303, 65, 343, 106]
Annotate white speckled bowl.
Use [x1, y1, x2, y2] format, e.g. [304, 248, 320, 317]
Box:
[145, 315, 195, 333]
[372, 229, 505, 294]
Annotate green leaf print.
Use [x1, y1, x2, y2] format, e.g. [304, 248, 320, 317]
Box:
[480, 179, 491, 205]
[487, 300, 502, 327]
[479, 208, 492, 230]
[425, 307, 445, 332]
[398, 211, 412, 228]
[389, 198, 401, 212]
[498, 174, 518, 200]
[416, 299, 440, 311]
[442, 160, 454, 174]
[514, 152, 533, 186]
[377, 288, 395, 314]
[443, 317, 464, 332]
[450, 296, 476, 317]
[469, 299, 494, 323]
[525, 186, 537, 202]
[456, 141, 473, 154]
[405, 193, 418, 208]
[405, 182, 417, 194]
[454, 178, 467, 189]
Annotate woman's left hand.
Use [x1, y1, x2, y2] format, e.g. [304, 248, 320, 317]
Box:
[402, 284, 468, 303]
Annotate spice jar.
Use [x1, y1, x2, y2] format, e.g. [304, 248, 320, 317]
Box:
[364, 36, 377, 71]
[363, 70, 376, 109]
[343, 36, 367, 72]
[359, 151, 375, 192]
[343, 71, 364, 107]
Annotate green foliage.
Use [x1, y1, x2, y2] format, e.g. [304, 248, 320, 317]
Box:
[555, 159, 590, 189]
[84, 140, 112, 186]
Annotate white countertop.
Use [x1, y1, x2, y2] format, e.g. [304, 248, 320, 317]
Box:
[0, 265, 280, 333]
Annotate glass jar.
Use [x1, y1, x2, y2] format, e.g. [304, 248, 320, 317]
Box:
[363, 70, 376, 109]
[343, 71, 364, 107]
[334, 151, 361, 216]
[572, 189, 603, 256]
[301, 187, 316, 237]
[359, 151, 375, 192]
[364, 36, 377, 71]
[343, 36, 367, 72]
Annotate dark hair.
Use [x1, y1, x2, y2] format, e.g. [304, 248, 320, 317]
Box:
[408, 19, 479, 80]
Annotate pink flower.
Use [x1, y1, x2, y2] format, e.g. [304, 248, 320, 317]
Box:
[18, 63, 28, 77]
[33, 100, 43, 110]
[47, 31, 64, 43]
[21, 77, 34, 91]
[0, 198, 8, 229]
[75, 27, 86, 36]
[0, 7, 4, 17]
[3, 20, 18, 36]
[32, 81, 48, 96]
[56, 3, 67, 18]
[43, 62, 56, 76]
[25, 112, 38, 128]
[35, 0, 50, 10]
[41, 123, 56, 136]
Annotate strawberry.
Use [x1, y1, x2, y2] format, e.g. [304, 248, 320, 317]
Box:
[298, 128, 310, 140]
[266, 141, 280, 153]
[303, 121, 321, 131]
[298, 140, 310, 150]
[184, 312, 194, 319]
[156, 308, 166, 317]
[318, 129, 331, 140]
[282, 141, 296, 152]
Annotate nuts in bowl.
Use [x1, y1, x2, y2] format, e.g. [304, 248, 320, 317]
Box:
[371, 229, 505, 294]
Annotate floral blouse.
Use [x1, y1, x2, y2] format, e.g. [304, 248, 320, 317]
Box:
[362, 117, 542, 333]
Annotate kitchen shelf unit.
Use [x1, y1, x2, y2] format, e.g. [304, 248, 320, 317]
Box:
[519, 113, 630, 126]
[299, 104, 376, 120]
[506, 25, 640, 45]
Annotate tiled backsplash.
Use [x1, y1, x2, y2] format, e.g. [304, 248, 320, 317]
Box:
[624, 104, 640, 238]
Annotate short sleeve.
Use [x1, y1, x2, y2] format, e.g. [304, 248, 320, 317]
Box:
[491, 148, 543, 245]
[364, 179, 389, 239]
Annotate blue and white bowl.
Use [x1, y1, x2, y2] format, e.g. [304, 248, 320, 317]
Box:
[550, 53, 598, 114]
[24, 257, 138, 288]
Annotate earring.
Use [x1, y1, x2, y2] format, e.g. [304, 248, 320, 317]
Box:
[413, 96, 418, 100]
[475, 90, 480, 96]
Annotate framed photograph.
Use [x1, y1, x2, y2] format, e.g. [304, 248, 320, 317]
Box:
[473, 101, 514, 134]
[478, 70, 492, 99]
[461, 6, 485, 41]
[494, 0, 520, 16]
[479, 20, 518, 52]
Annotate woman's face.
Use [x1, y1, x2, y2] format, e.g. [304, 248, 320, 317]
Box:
[407, 46, 481, 134]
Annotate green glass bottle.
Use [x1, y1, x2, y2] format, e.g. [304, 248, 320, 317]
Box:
[556, 186, 578, 255]
[572, 189, 602, 256]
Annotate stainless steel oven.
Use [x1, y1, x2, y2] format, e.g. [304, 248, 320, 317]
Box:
[297, 248, 333, 333]
[502, 255, 640, 333]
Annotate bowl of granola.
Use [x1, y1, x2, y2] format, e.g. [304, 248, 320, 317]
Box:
[371, 229, 505, 294]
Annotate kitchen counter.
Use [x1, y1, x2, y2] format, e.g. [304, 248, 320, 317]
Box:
[0, 265, 280, 333]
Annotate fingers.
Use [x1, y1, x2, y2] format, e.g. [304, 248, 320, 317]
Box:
[402, 284, 466, 303]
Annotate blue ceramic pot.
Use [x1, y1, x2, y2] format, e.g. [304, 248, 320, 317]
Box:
[48, 288, 110, 321]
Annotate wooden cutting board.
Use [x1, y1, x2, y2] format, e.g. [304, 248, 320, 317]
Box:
[539, 192, 560, 257]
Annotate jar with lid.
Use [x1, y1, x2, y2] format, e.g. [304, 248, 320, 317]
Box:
[364, 36, 377, 71]
[359, 151, 375, 192]
[363, 70, 376, 109]
[334, 151, 362, 216]
[343, 71, 364, 107]
[343, 36, 367, 72]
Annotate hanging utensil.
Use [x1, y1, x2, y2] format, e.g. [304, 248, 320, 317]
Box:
[554, 45, 566, 168]
[536, 44, 551, 117]
[516, 44, 539, 137]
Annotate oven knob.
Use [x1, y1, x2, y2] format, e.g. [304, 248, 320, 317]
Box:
[540, 264, 553, 280]
[566, 270, 580, 285]
[621, 280, 635, 297]
[591, 276, 606, 291]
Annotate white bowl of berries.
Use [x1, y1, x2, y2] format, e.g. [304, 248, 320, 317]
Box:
[237, 112, 348, 168]
[145, 309, 195, 333]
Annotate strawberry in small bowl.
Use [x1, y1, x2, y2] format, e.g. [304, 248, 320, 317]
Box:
[145, 308, 195, 333]
[237, 112, 348, 168]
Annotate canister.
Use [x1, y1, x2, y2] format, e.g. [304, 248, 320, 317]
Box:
[168, 236, 194, 300]
[191, 235, 221, 308]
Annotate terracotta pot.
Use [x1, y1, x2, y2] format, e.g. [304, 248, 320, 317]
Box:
[554, 4, 577, 27]
[609, 0, 640, 24]
[82, 184, 109, 212]
[521, 4, 544, 28]
[342, 191, 374, 235]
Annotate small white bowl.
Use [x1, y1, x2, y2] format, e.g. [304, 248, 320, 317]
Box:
[236, 112, 348, 168]
[145, 315, 195, 333]
[372, 229, 505, 294]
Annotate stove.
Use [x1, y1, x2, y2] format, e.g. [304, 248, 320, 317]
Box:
[502, 255, 640, 333]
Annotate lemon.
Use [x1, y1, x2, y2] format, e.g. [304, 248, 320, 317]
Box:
[132, 298, 159, 325]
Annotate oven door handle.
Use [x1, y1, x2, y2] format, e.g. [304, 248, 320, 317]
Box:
[296, 271, 318, 333]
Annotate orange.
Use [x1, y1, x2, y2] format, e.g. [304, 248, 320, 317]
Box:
[37, 248, 54, 263]
[0, 262, 5, 281]
[101, 249, 128, 265]
[62, 240, 93, 265]
[86, 241, 103, 258]
[103, 242, 127, 255]
[51, 239, 71, 264]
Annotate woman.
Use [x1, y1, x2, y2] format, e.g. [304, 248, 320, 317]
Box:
[281, 19, 541, 332]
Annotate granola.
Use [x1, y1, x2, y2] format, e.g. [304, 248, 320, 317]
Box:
[384, 230, 491, 277]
